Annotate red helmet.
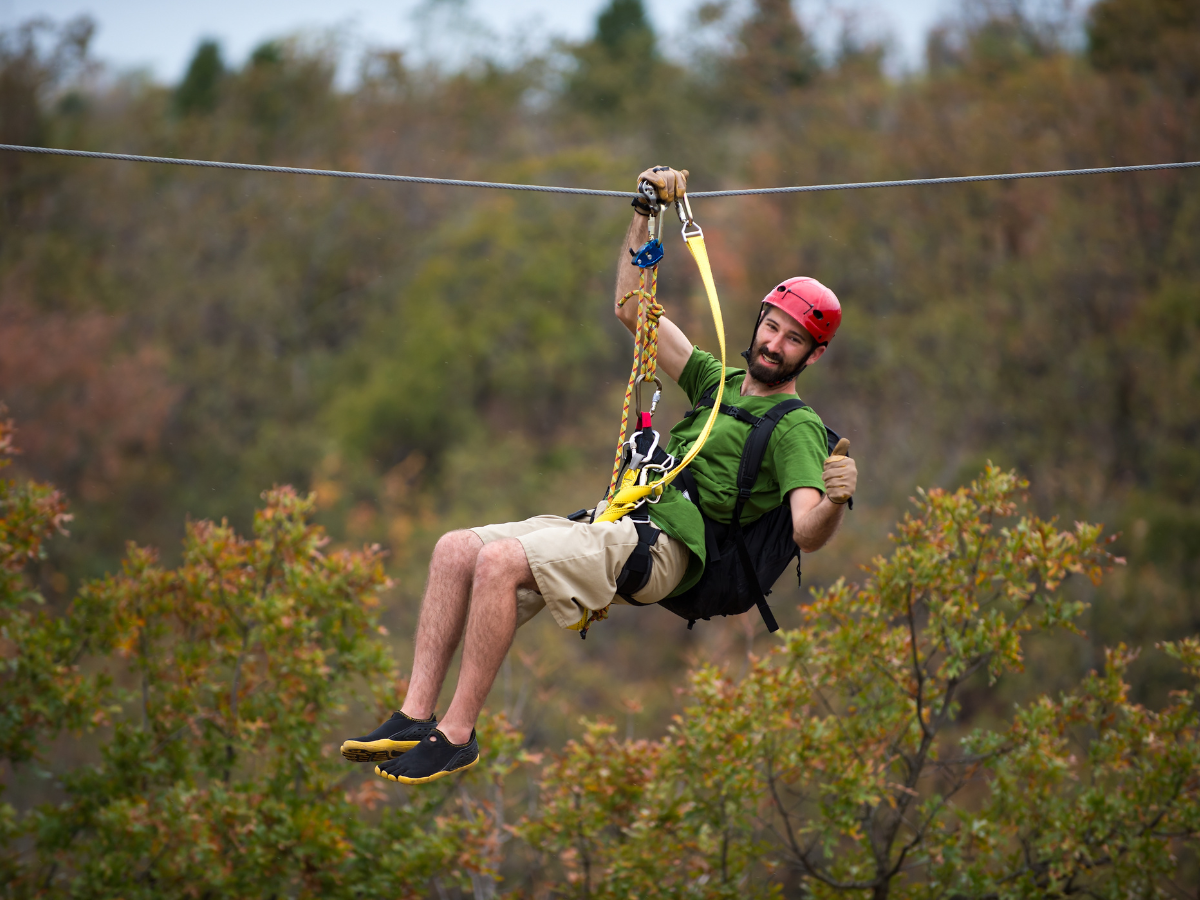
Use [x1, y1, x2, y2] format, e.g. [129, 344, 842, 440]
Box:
[762, 276, 841, 345]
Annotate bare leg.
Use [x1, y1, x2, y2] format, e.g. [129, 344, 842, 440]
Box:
[438, 538, 533, 744]
[401, 530, 484, 720]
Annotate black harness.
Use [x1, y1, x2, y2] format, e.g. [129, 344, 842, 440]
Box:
[614, 519, 662, 604]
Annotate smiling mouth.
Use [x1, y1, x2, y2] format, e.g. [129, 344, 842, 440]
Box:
[759, 351, 783, 366]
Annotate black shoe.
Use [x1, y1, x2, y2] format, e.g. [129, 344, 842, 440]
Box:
[341, 711, 438, 762]
[374, 728, 479, 784]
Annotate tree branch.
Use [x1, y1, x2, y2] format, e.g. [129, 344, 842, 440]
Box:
[907, 586, 931, 740]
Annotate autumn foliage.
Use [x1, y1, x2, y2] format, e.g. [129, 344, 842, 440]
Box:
[4, 410, 1198, 895]
[2, 0, 1200, 893]
[0, 415, 524, 897]
[520, 467, 1200, 897]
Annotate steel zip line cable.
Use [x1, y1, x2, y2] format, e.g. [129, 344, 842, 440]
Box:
[0, 144, 633, 197]
[693, 159, 1200, 196]
[1, 143, 1198, 197]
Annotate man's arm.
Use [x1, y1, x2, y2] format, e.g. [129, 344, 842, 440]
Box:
[789, 438, 857, 553]
[789, 487, 846, 553]
[614, 217, 694, 384]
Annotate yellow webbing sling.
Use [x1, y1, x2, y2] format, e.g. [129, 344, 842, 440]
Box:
[594, 221, 726, 523]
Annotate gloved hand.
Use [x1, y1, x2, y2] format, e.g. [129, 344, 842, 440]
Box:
[637, 166, 689, 204]
[823, 438, 856, 505]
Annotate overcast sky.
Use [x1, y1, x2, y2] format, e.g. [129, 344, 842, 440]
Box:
[3, 0, 955, 82]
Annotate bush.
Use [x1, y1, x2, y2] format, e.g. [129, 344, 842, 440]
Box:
[0, 413, 523, 898]
[521, 465, 1200, 897]
[4, 420, 1197, 895]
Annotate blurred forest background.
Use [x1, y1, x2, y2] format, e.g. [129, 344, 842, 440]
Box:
[1, 0, 1197, 768]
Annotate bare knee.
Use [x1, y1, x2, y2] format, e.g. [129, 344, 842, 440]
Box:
[474, 539, 534, 590]
[431, 529, 483, 574]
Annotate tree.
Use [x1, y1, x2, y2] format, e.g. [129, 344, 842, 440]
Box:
[174, 39, 224, 115]
[565, 0, 660, 116]
[596, 0, 655, 57]
[4, 5, 1200, 888]
[0, 15, 92, 146]
[0, 418, 526, 898]
[0, 411, 93, 768]
[1087, 0, 1200, 76]
[6, 418, 1199, 895]
[727, 0, 819, 107]
[522, 465, 1200, 897]
[0, 303, 179, 512]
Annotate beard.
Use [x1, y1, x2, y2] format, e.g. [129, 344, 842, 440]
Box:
[747, 338, 808, 386]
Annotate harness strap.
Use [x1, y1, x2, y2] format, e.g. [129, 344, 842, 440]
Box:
[682, 370, 744, 420]
[674, 467, 721, 564]
[687, 375, 847, 460]
[615, 521, 661, 605]
[735, 399, 810, 499]
[724, 401, 807, 634]
[716, 404, 761, 425]
[732, 525, 780, 632]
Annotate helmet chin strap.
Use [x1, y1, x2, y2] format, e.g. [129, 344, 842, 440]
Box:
[743, 304, 819, 388]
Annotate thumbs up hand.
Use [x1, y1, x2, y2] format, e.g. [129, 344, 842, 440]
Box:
[823, 437, 856, 505]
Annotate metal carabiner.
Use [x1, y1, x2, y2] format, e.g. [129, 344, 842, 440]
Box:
[633, 373, 664, 418]
[675, 192, 703, 241]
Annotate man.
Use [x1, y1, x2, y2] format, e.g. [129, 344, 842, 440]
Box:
[340, 166, 858, 785]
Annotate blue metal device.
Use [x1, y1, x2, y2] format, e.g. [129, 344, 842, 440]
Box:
[632, 239, 664, 268]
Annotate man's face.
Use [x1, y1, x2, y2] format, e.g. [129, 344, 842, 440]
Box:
[747, 306, 825, 385]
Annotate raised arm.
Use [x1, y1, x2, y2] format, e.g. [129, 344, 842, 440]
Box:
[613, 210, 694, 384]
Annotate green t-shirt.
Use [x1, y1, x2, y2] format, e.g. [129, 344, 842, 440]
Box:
[648, 347, 830, 596]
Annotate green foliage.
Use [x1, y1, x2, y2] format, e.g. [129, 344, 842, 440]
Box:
[0, 413, 95, 765]
[565, 0, 662, 116]
[250, 40, 284, 68]
[4, 435, 1199, 894]
[950, 644, 1200, 896]
[325, 190, 618, 469]
[0, 433, 551, 896]
[731, 0, 819, 98]
[237, 38, 338, 139]
[0, 16, 92, 146]
[1087, 0, 1200, 74]
[174, 39, 224, 116]
[519, 465, 1199, 897]
[1, 1, 1200, 889]
[4, 0, 1195, 627]
[596, 0, 654, 56]
[0, 446, 510, 896]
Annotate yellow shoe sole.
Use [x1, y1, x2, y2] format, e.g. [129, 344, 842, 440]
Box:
[374, 756, 479, 784]
[341, 738, 420, 762]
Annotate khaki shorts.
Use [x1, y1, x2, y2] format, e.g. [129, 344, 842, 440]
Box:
[470, 515, 690, 630]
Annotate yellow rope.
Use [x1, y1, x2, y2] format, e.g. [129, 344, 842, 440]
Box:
[607, 264, 663, 499]
[568, 230, 724, 633]
[594, 232, 725, 524]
